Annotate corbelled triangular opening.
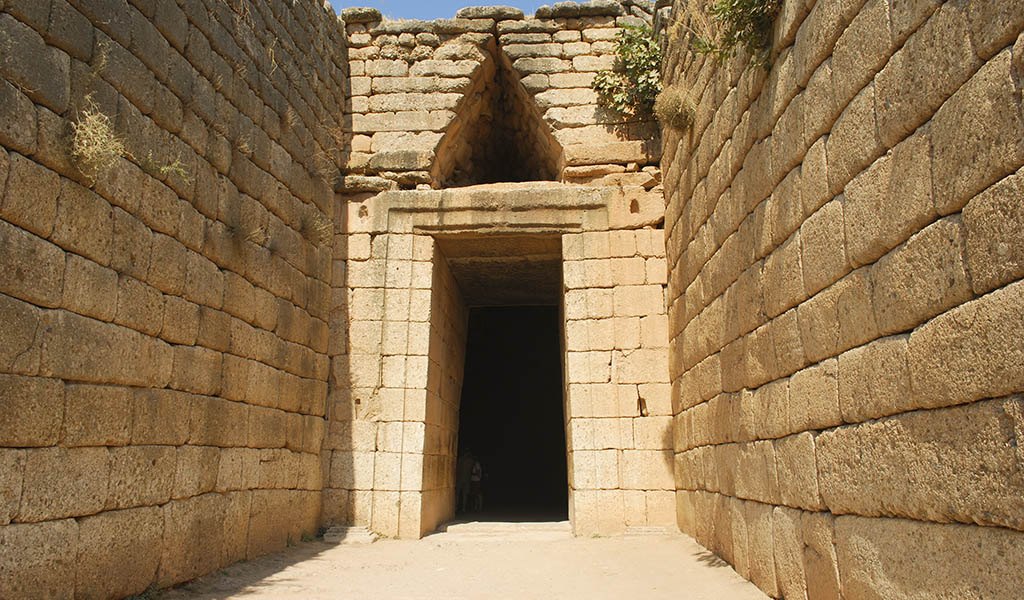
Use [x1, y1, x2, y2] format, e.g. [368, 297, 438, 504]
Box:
[431, 48, 564, 188]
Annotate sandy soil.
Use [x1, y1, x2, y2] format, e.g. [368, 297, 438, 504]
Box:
[158, 522, 768, 600]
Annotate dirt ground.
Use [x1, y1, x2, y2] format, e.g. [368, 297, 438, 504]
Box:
[158, 522, 768, 600]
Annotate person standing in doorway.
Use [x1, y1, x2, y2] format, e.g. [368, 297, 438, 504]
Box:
[470, 456, 484, 512]
[456, 449, 475, 513]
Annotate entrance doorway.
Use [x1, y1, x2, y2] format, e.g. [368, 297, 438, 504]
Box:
[455, 306, 568, 522]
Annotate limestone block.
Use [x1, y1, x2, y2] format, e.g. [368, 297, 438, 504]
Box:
[553, 30, 582, 42]
[159, 494, 228, 586]
[0, 13, 70, 113]
[613, 348, 668, 384]
[640, 314, 667, 348]
[0, 374, 63, 447]
[621, 449, 674, 490]
[763, 232, 805, 318]
[572, 54, 615, 72]
[571, 449, 620, 489]
[843, 132, 935, 267]
[0, 218, 65, 308]
[410, 59, 478, 77]
[966, 0, 1024, 58]
[800, 200, 848, 296]
[801, 512, 841, 600]
[734, 441, 779, 504]
[0, 79, 38, 155]
[567, 350, 611, 383]
[62, 384, 131, 447]
[837, 334, 911, 423]
[744, 501, 778, 597]
[368, 93, 462, 113]
[565, 141, 658, 166]
[1, 153, 59, 238]
[75, 506, 163, 599]
[771, 307, 807, 378]
[512, 56, 571, 74]
[572, 489, 626, 536]
[19, 447, 109, 522]
[830, 0, 893, 106]
[503, 42, 561, 59]
[115, 275, 165, 337]
[775, 432, 823, 510]
[173, 446, 219, 499]
[544, 104, 618, 127]
[0, 449, 24, 525]
[826, 83, 884, 197]
[170, 345, 223, 396]
[835, 515, 1024, 599]
[874, 2, 980, 149]
[871, 216, 972, 335]
[332, 451, 376, 489]
[612, 284, 664, 317]
[789, 359, 840, 433]
[131, 389, 190, 445]
[772, 506, 808, 600]
[964, 170, 1024, 281]
[105, 445, 175, 509]
[797, 269, 877, 363]
[818, 398, 1024, 530]
[632, 416, 672, 450]
[352, 111, 454, 134]
[189, 396, 249, 447]
[0, 519, 78, 599]
[52, 179, 114, 266]
[610, 256, 646, 285]
[534, 87, 599, 109]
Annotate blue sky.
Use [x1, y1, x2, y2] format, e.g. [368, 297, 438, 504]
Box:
[329, 1, 548, 20]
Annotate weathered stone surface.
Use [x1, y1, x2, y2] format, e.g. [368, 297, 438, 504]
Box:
[819, 398, 1024, 530]
[962, 167, 1024, 295]
[75, 507, 163, 599]
[159, 494, 228, 586]
[19, 447, 109, 522]
[0, 519, 78, 599]
[0, 218, 65, 308]
[843, 132, 935, 267]
[455, 6, 524, 20]
[0, 374, 63, 447]
[931, 50, 1024, 215]
[835, 515, 1024, 599]
[341, 7, 383, 23]
[909, 279, 1024, 410]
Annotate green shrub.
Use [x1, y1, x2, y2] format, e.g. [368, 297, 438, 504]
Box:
[591, 24, 662, 120]
[691, 0, 781, 67]
[654, 85, 695, 131]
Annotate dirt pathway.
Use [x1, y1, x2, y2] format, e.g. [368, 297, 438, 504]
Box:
[158, 522, 767, 600]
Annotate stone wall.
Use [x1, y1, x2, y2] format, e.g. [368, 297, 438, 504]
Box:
[0, 0, 347, 596]
[323, 180, 674, 538]
[661, 0, 1024, 597]
[338, 1, 663, 193]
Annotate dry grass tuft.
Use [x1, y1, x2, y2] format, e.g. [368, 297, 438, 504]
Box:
[654, 85, 696, 131]
[71, 98, 127, 178]
[301, 212, 333, 246]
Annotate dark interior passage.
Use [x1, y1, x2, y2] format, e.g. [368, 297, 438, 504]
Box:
[456, 306, 568, 521]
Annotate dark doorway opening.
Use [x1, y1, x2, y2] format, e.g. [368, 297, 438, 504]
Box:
[455, 306, 568, 522]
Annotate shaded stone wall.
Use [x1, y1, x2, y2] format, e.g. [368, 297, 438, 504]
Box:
[0, 0, 347, 596]
[661, 0, 1024, 597]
